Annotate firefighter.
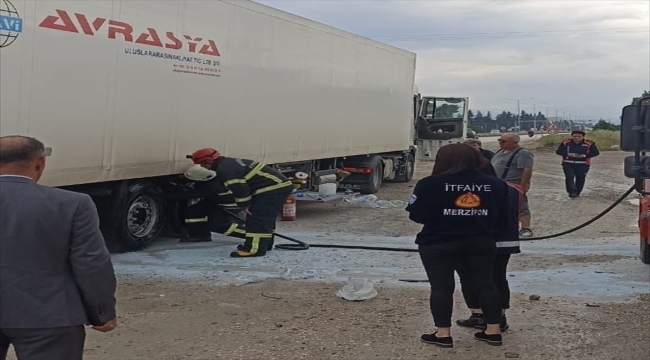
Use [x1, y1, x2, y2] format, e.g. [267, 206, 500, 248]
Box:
[186, 148, 294, 258]
[173, 164, 247, 243]
[555, 130, 600, 198]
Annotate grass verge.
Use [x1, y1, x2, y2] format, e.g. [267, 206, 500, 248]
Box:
[538, 130, 620, 151]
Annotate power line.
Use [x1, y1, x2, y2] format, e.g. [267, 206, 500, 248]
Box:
[373, 27, 649, 41]
[375, 26, 649, 38]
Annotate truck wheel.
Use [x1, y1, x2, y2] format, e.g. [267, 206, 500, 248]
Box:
[360, 160, 384, 194]
[102, 181, 166, 253]
[395, 153, 415, 183]
[641, 237, 650, 264]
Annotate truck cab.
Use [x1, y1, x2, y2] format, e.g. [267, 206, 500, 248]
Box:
[413, 95, 469, 160]
[621, 96, 650, 264]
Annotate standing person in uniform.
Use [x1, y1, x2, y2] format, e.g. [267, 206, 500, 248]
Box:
[186, 148, 294, 258]
[0, 136, 117, 360]
[464, 139, 495, 160]
[555, 130, 600, 198]
[406, 143, 510, 349]
[491, 133, 535, 238]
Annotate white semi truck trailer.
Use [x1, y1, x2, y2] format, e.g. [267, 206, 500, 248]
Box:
[0, 0, 468, 252]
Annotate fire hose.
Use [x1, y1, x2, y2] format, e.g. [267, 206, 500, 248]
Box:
[221, 183, 637, 253]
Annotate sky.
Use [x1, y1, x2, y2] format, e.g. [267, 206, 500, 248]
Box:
[254, 0, 650, 123]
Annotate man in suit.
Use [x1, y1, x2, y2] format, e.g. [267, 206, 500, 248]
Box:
[0, 135, 118, 360]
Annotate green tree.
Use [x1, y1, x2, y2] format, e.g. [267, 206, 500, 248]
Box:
[592, 119, 621, 131]
[632, 90, 650, 105]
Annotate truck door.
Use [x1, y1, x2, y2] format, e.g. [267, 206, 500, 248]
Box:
[414, 97, 469, 160]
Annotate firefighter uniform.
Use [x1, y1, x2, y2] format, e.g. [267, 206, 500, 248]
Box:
[171, 165, 247, 242]
[555, 132, 600, 197]
[187, 149, 294, 258]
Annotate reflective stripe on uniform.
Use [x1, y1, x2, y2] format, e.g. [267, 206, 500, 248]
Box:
[224, 179, 247, 186]
[256, 169, 286, 184]
[496, 241, 520, 248]
[223, 223, 246, 236]
[218, 190, 233, 196]
[220, 203, 238, 207]
[185, 217, 208, 223]
[245, 232, 273, 254]
[563, 160, 587, 164]
[244, 163, 265, 180]
[252, 181, 293, 196]
[235, 196, 253, 203]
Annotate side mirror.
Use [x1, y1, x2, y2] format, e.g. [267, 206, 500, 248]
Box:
[624, 156, 650, 178]
[620, 99, 650, 152]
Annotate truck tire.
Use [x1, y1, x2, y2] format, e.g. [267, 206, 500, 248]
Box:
[360, 159, 384, 194]
[641, 237, 650, 265]
[395, 153, 415, 183]
[102, 181, 166, 253]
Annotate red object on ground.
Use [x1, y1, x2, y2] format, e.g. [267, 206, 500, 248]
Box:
[282, 195, 297, 221]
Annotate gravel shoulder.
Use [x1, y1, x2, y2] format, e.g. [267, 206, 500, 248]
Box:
[7, 137, 649, 360]
[79, 281, 650, 360]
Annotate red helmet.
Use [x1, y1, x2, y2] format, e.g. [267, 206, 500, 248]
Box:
[186, 148, 220, 164]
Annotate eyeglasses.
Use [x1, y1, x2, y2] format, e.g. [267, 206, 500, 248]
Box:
[497, 139, 507, 143]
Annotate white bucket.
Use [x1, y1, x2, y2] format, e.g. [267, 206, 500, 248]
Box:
[318, 183, 337, 196]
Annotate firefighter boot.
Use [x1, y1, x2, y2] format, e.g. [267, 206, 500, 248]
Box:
[267, 234, 275, 251]
[230, 249, 266, 258]
[182, 200, 212, 242]
[180, 220, 212, 242]
[231, 235, 270, 257]
[237, 235, 275, 252]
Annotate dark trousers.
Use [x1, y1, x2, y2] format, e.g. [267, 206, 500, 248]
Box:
[457, 254, 512, 310]
[0, 326, 85, 360]
[418, 237, 502, 328]
[242, 188, 292, 254]
[184, 200, 247, 239]
[562, 163, 589, 195]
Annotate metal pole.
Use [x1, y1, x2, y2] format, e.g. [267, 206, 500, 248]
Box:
[517, 100, 521, 131]
[533, 104, 536, 131]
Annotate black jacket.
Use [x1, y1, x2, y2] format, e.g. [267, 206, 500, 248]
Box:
[555, 139, 599, 165]
[406, 170, 510, 245]
[479, 148, 495, 161]
[497, 183, 521, 254]
[210, 157, 292, 208]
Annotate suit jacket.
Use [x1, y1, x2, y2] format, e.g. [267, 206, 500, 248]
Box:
[0, 176, 117, 328]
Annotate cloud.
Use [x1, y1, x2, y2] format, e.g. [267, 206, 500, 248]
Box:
[254, 0, 649, 121]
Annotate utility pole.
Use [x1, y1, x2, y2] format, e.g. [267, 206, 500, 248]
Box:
[532, 103, 535, 131]
[517, 99, 521, 131]
[544, 106, 549, 126]
[504, 97, 533, 132]
[532, 102, 547, 131]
